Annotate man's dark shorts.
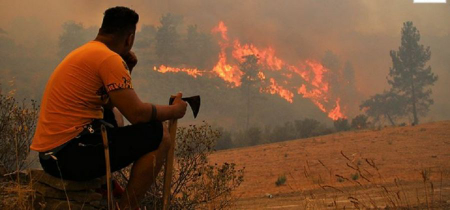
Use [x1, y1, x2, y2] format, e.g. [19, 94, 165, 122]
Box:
[39, 118, 163, 181]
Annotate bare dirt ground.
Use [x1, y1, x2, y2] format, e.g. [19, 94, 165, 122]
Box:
[208, 121, 450, 209]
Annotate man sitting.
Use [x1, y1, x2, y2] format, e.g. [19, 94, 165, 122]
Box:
[30, 6, 187, 209]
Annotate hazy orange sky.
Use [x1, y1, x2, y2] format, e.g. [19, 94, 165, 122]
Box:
[1, 0, 449, 120]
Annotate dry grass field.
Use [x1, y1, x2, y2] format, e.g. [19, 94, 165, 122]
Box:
[1, 121, 449, 209]
[209, 121, 450, 209]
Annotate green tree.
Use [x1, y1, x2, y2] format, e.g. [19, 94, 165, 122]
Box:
[58, 21, 96, 59]
[334, 118, 350, 132]
[135, 25, 157, 49]
[247, 127, 262, 146]
[155, 13, 183, 65]
[184, 25, 218, 69]
[294, 118, 323, 138]
[269, 122, 297, 142]
[215, 128, 233, 150]
[134, 25, 157, 66]
[232, 127, 262, 147]
[341, 61, 362, 114]
[343, 61, 355, 87]
[342, 61, 360, 100]
[322, 52, 362, 116]
[388, 21, 438, 125]
[322, 50, 341, 72]
[360, 91, 407, 126]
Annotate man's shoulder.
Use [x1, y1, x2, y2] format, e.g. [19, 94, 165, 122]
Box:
[69, 41, 121, 65]
[82, 41, 118, 57]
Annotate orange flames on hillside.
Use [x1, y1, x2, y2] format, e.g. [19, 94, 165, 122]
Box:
[153, 65, 203, 78]
[153, 21, 346, 120]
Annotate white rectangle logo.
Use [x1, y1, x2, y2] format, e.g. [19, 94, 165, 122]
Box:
[414, 0, 446, 3]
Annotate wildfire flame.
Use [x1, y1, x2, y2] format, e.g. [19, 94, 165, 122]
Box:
[212, 52, 243, 87]
[152, 21, 347, 120]
[211, 21, 229, 41]
[154, 65, 203, 78]
[262, 78, 294, 103]
[232, 41, 284, 71]
[328, 98, 345, 120]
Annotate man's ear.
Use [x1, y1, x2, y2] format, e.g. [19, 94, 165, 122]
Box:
[125, 33, 135, 48]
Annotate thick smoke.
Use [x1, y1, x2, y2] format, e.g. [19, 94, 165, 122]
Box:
[1, 0, 449, 123]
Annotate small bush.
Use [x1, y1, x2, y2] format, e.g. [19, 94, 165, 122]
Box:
[117, 122, 244, 209]
[247, 127, 262, 146]
[294, 118, 331, 138]
[275, 175, 287, 186]
[0, 92, 38, 174]
[215, 128, 233, 150]
[351, 173, 359, 181]
[334, 118, 350, 132]
[268, 122, 297, 143]
[351, 114, 369, 130]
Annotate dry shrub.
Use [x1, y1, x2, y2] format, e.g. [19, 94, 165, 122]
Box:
[334, 118, 350, 132]
[351, 114, 369, 130]
[0, 180, 34, 210]
[117, 122, 244, 209]
[0, 87, 38, 210]
[275, 175, 287, 186]
[0, 91, 38, 174]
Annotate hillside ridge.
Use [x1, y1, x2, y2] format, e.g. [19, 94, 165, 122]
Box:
[208, 121, 450, 208]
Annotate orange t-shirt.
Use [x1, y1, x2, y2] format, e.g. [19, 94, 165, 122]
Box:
[31, 41, 133, 152]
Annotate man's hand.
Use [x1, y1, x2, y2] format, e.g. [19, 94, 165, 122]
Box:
[171, 93, 187, 119]
[122, 51, 138, 73]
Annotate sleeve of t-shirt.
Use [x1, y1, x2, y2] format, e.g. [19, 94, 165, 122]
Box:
[98, 54, 133, 93]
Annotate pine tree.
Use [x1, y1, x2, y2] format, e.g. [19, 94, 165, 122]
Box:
[184, 25, 218, 69]
[388, 21, 437, 125]
[155, 13, 183, 65]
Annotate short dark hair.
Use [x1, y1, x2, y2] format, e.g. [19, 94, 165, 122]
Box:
[100, 6, 139, 36]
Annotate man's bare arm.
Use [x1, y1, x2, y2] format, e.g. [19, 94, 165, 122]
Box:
[108, 88, 187, 124]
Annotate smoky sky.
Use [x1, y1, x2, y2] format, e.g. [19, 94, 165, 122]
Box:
[1, 0, 449, 121]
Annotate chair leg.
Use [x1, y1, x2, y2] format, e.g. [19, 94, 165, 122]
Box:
[101, 124, 114, 210]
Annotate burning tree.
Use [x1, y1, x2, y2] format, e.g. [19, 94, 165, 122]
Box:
[240, 55, 260, 129]
[388, 21, 437, 125]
